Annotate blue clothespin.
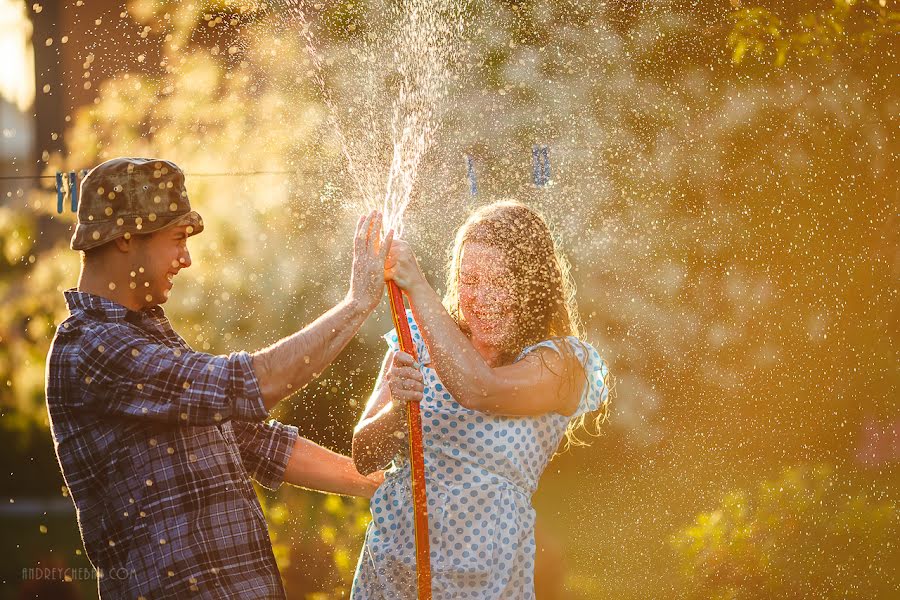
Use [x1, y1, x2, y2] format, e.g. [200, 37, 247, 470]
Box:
[68, 171, 79, 212]
[466, 155, 477, 196]
[542, 145, 551, 183]
[56, 172, 64, 214]
[532, 145, 551, 187]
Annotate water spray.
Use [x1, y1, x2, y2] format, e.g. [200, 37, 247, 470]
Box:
[291, 2, 466, 595]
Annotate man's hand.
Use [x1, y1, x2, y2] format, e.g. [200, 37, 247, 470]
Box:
[363, 470, 386, 498]
[283, 437, 388, 498]
[348, 211, 394, 312]
[252, 211, 393, 410]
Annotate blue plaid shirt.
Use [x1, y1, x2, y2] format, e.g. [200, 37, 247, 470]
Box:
[46, 289, 298, 599]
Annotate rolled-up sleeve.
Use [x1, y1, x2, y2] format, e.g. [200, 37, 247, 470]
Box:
[231, 419, 299, 490]
[77, 322, 268, 426]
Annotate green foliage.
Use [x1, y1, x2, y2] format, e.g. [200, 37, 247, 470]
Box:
[729, 1, 900, 66]
[260, 486, 371, 596]
[673, 464, 899, 599]
[0, 206, 79, 419]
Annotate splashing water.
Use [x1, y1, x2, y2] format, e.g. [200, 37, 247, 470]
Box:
[283, 0, 464, 236]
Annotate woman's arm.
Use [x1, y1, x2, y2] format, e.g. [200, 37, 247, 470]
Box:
[283, 437, 384, 498]
[386, 241, 585, 417]
[352, 350, 424, 475]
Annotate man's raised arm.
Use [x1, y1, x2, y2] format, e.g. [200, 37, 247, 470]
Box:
[252, 211, 393, 410]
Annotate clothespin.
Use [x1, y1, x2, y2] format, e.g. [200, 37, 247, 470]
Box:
[465, 155, 477, 196]
[56, 172, 64, 214]
[54, 170, 88, 213]
[541, 146, 551, 183]
[532, 144, 551, 187]
[68, 171, 79, 212]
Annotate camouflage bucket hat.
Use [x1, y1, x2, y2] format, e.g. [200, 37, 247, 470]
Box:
[70, 157, 204, 251]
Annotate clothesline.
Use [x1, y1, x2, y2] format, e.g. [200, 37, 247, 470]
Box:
[2, 146, 553, 213]
[0, 170, 303, 182]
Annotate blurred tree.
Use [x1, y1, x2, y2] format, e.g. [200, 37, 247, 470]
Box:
[260, 486, 371, 596]
[729, 0, 899, 66]
[672, 464, 899, 599]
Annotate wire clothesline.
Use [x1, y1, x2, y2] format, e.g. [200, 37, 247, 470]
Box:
[2, 146, 553, 213]
[0, 170, 304, 182]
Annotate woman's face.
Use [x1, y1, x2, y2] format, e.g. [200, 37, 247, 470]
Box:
[458, 242, 517, 352]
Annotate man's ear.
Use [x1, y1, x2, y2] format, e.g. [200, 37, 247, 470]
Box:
[113, 235, 133, 253]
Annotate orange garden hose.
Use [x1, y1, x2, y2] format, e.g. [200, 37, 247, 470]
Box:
[387, 279, 432, 599]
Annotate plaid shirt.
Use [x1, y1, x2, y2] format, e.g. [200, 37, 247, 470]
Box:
[46, 289, 298, 599]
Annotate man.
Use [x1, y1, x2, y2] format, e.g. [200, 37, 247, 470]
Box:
[45, 157, 393, 598]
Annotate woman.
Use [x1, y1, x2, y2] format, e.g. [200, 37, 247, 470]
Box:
[351, 201, 610, 599]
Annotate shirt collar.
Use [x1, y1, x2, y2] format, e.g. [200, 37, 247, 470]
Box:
[63, 288, 166, 323]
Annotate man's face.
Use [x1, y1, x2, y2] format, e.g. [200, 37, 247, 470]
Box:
[130, 224, 192, 307]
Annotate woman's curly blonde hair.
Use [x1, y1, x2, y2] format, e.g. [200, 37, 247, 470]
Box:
[442, 200, 610, 447]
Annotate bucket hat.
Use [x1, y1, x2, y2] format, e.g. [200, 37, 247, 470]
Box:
[70, 157, 203, 251]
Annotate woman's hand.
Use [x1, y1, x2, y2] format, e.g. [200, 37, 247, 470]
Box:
[384, 239, 427, 296]
[348, 211, 395, 312]
[352, 350, 422, 476]
[385, 351, 425, 406]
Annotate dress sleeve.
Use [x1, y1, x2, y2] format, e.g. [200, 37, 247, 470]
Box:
[572, 338, 610, 418]
[519, 336, 610, 418]
[382, 309, 431, 365]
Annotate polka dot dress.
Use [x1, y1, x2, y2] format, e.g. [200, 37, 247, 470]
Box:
[351, 311, 609, 599]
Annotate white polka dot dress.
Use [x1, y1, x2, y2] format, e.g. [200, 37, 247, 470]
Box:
[351, 311, 609, 599]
